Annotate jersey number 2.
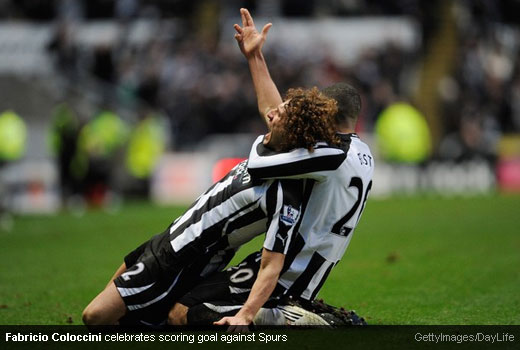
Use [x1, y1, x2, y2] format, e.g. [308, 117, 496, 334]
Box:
[120, 262, 145, 281]
[331, 177, 372, 237]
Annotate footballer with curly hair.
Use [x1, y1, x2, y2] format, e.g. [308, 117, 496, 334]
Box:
[167, 9, 373, 330]
[82, 86, 345, 326]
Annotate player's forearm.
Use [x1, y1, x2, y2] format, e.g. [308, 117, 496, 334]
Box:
[235, 264, 280, 323]
[247, 52, 283, 125]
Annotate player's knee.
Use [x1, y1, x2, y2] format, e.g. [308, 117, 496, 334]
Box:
[82, 304, 107, 325]
[168, 303, 188, 325]
[82, 305, 98, 325]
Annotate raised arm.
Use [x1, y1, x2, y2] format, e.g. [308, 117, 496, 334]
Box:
[234, 8, 283, 126]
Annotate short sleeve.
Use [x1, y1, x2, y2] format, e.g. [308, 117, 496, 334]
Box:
[263, 179, 305, 255]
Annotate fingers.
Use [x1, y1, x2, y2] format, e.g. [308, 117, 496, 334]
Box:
[261, 23, 272, 37]
[234, 24, 243, 43]
[242, 9, 255, 27]
[240, 8, 247, 27]
[241, 8, 254, 27]
[214, 317, 230, 326]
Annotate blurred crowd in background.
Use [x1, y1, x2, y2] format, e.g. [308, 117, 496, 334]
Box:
[27, 1, 520, 151]
[0, 0, 520, 215]
[438, 1, 520, 162]
[41, 0, 426, 149]
[3, 0, 520, 147]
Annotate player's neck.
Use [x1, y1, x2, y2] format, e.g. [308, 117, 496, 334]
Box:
[336, 125, 355, 134]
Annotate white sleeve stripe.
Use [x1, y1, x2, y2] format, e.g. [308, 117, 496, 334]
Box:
[249, 145, 345, 170]
[283, 223, 296, 255]
[263, 181, 302, 254]
[247, 136, 345, 180]
[249, 153, 345, 180]
[169, 175, 234, 234]
[264, 182, 283, 245]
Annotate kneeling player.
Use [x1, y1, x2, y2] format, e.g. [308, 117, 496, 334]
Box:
[82, 87, 344, 326]
[174, 9, 374, 330]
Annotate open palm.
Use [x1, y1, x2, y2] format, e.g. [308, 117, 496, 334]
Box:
[234, 8, 272, 58]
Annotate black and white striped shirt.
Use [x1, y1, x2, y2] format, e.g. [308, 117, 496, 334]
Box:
[248, 133, 374, 300]
[167, 159, 304, 268]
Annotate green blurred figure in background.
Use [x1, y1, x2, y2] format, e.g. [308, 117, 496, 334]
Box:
[0, 110, 27, 163]
[0, 110, 27, 230]
[375, 102, 432, 164]
[72, 108, 128, 207]
[125, 112, 166, 196]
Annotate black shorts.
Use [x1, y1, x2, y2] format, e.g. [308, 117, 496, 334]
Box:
[178, 251, 289, 325]
[179, 250, 287, 307]
[114, 229, 234, 326]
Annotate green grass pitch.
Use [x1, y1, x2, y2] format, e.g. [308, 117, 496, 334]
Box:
[0, 195, 519, 325]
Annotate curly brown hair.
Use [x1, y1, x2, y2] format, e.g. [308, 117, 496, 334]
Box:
[279, 87, 339, 152]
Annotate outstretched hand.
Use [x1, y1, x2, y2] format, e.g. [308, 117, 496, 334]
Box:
[234, 8, 272, 58]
